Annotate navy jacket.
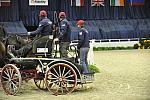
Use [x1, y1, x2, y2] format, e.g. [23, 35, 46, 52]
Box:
[77, 27, 89, 49]
[30, 17, 53, 36]
[59, 19, 71, 42]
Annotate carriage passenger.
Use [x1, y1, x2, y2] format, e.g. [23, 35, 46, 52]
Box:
[76, 20, 90, 74]
[11, 10, 53, 57]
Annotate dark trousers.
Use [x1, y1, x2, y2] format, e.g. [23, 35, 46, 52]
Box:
[59, 42, 70, 58]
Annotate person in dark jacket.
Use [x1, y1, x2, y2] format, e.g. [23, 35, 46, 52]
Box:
[58, 11, 71, 58]
[77, 20, 90, 73]
[11, 10, 53, 57]
[28, 10, 52, 36]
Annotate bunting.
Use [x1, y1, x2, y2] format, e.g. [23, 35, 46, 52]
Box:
[71, 0, 85, 6]
[0, 0, 11, 6]
[91, 0, 105, 6]
[128, 0, 145, 6]
[110, 0, 124, 6]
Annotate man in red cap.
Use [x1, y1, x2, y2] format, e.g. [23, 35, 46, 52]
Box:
[28, 10, 52, 36]
[58, 11, 71, 58]
[11, 10, 53, 57]
[77, 20, 90, 74]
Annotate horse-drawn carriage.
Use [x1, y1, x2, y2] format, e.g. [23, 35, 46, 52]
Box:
[0, 23, 95, 95]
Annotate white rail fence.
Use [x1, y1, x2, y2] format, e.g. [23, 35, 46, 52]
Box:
[71, 38, 139, 65]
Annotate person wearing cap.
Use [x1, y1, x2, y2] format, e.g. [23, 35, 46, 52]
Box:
[11, 10, 53, 57]
[28, 10, 53, 36]
[77, 20, 90, 74]
[58, 11, 71, 58]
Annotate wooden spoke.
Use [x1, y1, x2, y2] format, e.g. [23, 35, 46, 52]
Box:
[64, 70, 71, 77]
[65, 74, 74, 79]
[61, 82, 69, 92]
[59, 66, 61, 77]
[48, 72, 59, 78]
[1, 64, 21, 95]
[62, 66, 66, 76]
[2, 76, 9, 80]
[53, 67, 59, 77]
[45, 63, 77, 95]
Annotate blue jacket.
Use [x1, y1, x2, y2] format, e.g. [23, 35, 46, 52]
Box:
[77, 27, 89, 49]
[30, 17, 53, 36]
[59, 18, 71, 42]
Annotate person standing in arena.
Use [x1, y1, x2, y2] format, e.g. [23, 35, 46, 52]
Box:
[77, 20, 90, 74]
[58, 11, 71, 58]
[10, 10, 53, 57]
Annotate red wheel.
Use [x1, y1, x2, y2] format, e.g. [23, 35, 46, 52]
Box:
[0, 64, 21, 95]
[45, 63, 77, 95]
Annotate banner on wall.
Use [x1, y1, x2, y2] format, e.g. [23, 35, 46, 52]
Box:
[29, 0, 48, 6]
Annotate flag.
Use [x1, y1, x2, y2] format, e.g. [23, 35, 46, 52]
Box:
[71, 0, 85, 6]
[128, 0, 145, 6]
[91, 0, 104, 6]
[0, 0, 11, 6]
[110, 0, 124, 6]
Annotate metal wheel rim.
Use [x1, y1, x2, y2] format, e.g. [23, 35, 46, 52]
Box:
[0, 64, 22, 95]
[45, 63, 77, 95]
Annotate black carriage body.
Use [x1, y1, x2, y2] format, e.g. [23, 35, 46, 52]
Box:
[32, 35, 53, 58]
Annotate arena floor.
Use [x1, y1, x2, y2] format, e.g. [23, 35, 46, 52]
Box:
[0, 49, 150, 100]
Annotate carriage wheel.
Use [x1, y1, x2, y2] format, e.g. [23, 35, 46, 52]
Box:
[34, 72, 47, 90]
[0, 64, 21, 95]
[45, 63, 77, 95]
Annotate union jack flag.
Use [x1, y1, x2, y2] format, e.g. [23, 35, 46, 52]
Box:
[91, 0, 105, 6]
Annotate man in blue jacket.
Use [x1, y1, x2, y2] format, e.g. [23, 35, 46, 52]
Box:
[77, 20, 90, 74]
[11, 10, 53, 57]
[58, 12, 71, 58]
[28, 10, 52, 36]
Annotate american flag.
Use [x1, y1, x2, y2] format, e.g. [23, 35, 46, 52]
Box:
[91, 0, 105, 6]
[0, 0, 11, 6]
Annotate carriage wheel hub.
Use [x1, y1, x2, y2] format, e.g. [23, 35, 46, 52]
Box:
[59, 76, 65, 82]
[8, 79, 11, 82]
[59, 77, 63, 82]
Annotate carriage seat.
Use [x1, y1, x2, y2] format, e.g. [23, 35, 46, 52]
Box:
[32, 35, 53, 58]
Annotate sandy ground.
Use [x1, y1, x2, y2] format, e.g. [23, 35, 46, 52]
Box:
[0, 49, 150, 100]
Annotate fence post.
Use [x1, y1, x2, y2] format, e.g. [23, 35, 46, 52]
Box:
[88, 39, 94, 65]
